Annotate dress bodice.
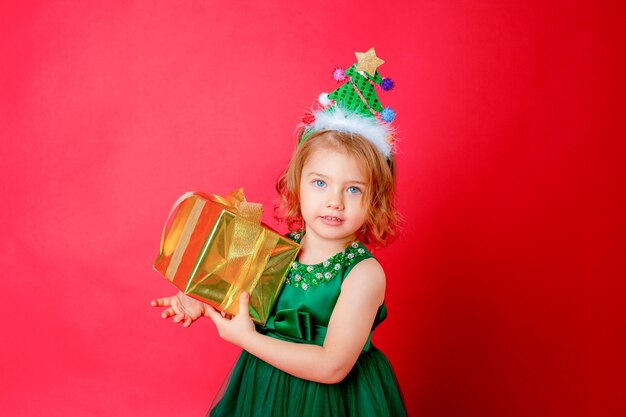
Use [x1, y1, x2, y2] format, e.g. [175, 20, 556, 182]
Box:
[258, 232, 387, 351]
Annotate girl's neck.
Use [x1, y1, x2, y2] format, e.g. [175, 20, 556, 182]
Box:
[298, 232, 356, 265]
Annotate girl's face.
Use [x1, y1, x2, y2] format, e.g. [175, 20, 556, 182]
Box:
[299, 146, 369, 244]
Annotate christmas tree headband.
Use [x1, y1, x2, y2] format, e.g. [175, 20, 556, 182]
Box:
[298, 47, 396, 159]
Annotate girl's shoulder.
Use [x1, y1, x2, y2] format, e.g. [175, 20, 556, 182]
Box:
[340, 253, 386, 322]
[341, 241, 378, 278]
[344, 256, 385, 287]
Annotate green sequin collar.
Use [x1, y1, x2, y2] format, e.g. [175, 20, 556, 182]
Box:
[285, 231, 368, 291]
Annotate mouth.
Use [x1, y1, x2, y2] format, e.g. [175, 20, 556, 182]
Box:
[320, 216, 343, 224]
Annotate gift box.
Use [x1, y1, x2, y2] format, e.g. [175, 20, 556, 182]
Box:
[154, 189, 300, 325]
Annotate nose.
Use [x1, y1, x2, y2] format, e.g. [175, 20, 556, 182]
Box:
[326, 189, 344, 210]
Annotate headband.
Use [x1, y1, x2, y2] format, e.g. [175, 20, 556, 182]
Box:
[298, 47, 397, 159]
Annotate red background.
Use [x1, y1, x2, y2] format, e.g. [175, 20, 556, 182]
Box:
[1, 1, 625, 416]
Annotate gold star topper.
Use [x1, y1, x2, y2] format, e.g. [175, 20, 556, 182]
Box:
[355, 47, 385, 76]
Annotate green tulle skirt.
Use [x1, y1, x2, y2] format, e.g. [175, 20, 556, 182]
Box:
[208, 346, 407, 417]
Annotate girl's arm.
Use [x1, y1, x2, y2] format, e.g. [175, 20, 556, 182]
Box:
[205, 258, 386, 384]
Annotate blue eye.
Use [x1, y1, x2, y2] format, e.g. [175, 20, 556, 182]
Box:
[347, 186, 362, 194]
[313, 179, 326, 188]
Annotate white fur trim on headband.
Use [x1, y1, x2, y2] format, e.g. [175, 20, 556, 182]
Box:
[310, 105, 393, 158]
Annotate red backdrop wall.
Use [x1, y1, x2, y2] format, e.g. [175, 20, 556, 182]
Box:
[1, 1, 624, 416]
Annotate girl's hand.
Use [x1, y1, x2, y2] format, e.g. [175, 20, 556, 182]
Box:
[151, 291, 206, 328]
[205, 292, 256, 347]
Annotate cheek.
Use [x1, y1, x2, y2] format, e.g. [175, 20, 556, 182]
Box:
[360, 210, 370, 224]
[358, 201, 371, 222]
[347, 197, 368, 219]
[298, 187, 314, 213]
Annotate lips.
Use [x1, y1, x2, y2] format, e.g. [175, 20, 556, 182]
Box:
[320, 215, 344, 225]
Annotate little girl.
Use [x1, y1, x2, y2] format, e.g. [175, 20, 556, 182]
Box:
[152, 49, 407, 416]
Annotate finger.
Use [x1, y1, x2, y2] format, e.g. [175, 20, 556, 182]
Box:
[161, 307, 176, 319]
[152, 297, 172, 307]
[183, 317, 193, 328]
[237, 292, 250, 316]
[205, 306, 224, 323]
[173, 312, 185, 323]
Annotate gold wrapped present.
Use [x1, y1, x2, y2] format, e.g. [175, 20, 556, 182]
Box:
[154, 189, 300, 325]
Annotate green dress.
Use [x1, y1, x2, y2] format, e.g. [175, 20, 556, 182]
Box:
[209, 233, 407, 417]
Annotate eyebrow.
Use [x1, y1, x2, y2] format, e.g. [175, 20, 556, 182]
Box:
[306, 172, 367, 185]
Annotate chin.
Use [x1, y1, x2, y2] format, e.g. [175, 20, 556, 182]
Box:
[316, 227, 359, 242]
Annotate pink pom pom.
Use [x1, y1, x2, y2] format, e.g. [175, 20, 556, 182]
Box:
[332, 67, 346, 82]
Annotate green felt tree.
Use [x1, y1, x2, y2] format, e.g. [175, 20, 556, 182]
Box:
[328, 64, 384, 118]
[327, 47, 393, 119]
